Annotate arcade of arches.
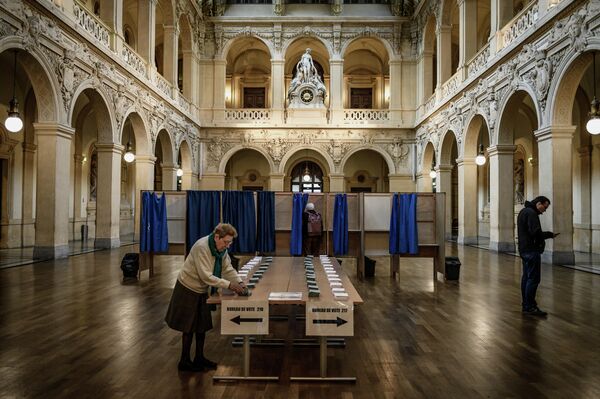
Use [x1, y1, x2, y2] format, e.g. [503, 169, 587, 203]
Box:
[0, 0, 599, 267]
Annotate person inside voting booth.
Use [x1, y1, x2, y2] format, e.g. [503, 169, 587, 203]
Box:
[165, 223, 246, 372]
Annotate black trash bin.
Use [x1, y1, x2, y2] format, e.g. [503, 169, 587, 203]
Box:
[445, 256, 461, 280]
[120, 253, 140, 280]
[364, 256, 376, 278]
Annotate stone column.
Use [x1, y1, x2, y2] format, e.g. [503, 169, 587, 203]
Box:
[458, 0, 478, 79]
[33, 123, 74, 258]
[329, 58, 344, 124]
[134, 155, 155, 241]
[271, 58, 285, 125]
[329, 173, 345, 192]
[137, 0, 156, 67]
[420, 50, 434, 105]
[436, 164, 453, 239]
[21, 142, 36, 246]
[162, 24, 180, 87]
[161, 162, 178, 190]
[416, 173, 433, 192]
[574, 146, 592, 252]
[268, 173, 285, 191]
[182, 171, 194, 190]
[101, 0, 124, 51]
[389, 59, 403, 124]
[488, 144, 516, 252]
[72, 153, 86, 241]
[489, 0, 513, 55]
[213, 59, 227, 122]
[95, 143, 123, 249]
[437, 25, 452, 89]
[182, 50, 196, 101]
[388, 174, 414, 192]
[198, 59, 215, 121]
[535, 126, 576, 264]
[199, 173, 226, 190]
[457, 158, 478, 245]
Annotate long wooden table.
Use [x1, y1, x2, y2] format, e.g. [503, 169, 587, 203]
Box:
[208, 256, 363, 382]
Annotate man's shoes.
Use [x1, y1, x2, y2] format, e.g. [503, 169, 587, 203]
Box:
[522, 307, 548, 317]
[194, 356, 218, 370]
[178, 360, 204, 372]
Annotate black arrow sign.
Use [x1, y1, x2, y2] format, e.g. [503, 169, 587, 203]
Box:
[231, 315, 264, 325]
[312, 317, 347, 327]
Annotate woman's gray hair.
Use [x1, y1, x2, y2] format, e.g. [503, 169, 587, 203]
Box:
[305, 202, 315, 211]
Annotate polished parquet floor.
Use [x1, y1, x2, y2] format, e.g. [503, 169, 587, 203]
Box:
[1, 244, 599, 399]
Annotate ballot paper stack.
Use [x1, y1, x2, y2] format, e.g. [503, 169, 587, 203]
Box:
[238, 256, 272, 289]
[319, 255, 348, 299]
[304, 256, 320, 297]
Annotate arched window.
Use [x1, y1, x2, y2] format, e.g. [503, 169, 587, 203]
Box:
[291, 161, 323, 193]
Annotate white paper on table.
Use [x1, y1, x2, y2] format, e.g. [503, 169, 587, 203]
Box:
[329, 282, 343, 287]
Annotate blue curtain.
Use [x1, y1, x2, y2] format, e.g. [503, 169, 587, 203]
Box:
[222, 191, 256, 253]
[389, 193, 419, 255]
[256, 191, 275, 253]
[290, 193, 309, 255]
[186, 191, 220, 254]
[140, 192, 169, 253]
[333, 194, 348, 256]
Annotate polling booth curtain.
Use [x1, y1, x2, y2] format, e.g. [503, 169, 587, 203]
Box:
[256, 191, 275, 253]
[186, 191, 220, 254]
[140, 192, 169, 252]
[222, 191, 256, 253]
[333, 194, 349, 255]
[290, 193, 309, 255]
[389, 193, 418, 255]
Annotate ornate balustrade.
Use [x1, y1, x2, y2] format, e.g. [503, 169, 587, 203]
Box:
[442, 72, 461, 99]
[154, 73, 173, 99]
[121, 44, 147, 78]
[178, 94, 192, 114]
[343, 109, 390, 123]
[424, 95, 436, 114]
[500, 2, 539, 50]
[73, 1, 110, 49]
[225, 108, 272, 122]
[467, 43, 490, 79]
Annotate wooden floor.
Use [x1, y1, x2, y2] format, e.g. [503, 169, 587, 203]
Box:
[1, 244, 599, 399]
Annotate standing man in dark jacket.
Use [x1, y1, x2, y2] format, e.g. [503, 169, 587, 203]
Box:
[517, 196, 558, 316]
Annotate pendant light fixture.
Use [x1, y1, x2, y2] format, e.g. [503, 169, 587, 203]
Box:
[475, 143, 487, 166]
[429, 167, 436, 179]
[176, 167, 183, 177]
[123, 128, 135, 163]
[5, 51, 23, 133]
[586, 52, 600, 135]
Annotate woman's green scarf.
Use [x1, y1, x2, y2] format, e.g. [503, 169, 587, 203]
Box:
[208, 233, 226, 295]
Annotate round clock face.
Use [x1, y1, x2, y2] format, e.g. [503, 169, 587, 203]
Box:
[300, 89, 314, 104]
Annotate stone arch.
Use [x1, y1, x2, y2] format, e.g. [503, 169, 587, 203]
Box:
[422, 14, 437, 54]
[0, 39, 61, 124]
[339, 145, 395, 174]
[548, 45, 600, 127]
[121, 109, 152, 156]
[154, 128, 175, 164]
[422, 141, 436, 172]
[69, 83, 116, 144]
[218, 145, 275, 174]
[281, 32, 335, 61]
[279, 146, 334, 175]
[463, 113, 491, 158]
[178, 13, 193, 52]
[496, 88, 540, 145]
[439, 0, 454, 26]
[221, 34, 275, 61]
[340, 35, 394, 60]
[178, 139, 193, 172]
[439, 129, 458, 164]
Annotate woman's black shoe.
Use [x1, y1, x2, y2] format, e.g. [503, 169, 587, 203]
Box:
[195, 357, 218, 370]
[178, 360, 204, 372]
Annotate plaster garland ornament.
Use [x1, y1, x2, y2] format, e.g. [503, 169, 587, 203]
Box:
[331, 0, 343, 16]
[528, 50, 553, 111]
[387, 137, 410, 168]
[207, 137, 229, 169]
[273, 0, 284, 16]
[267, 137, 288, 164]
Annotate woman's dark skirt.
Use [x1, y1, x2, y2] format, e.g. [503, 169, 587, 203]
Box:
[165, 280, 213, 333]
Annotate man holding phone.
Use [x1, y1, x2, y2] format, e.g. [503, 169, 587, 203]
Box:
[517, 196, 559, 317]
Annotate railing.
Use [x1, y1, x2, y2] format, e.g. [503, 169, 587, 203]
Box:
[424, 95, 436, 114]
[154, 73, 173, 99]
[441, 71, 461, 99]
[467, 43, 490, 79]
[548, 0, 564, 9]
[500, 2, 538, 50]
[343, 109, 390, 123]
[178, 94, 191, 114]
[73, 1, 110, 49]
[121, 44, 147, 78]
[225, 108, 272, 121]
